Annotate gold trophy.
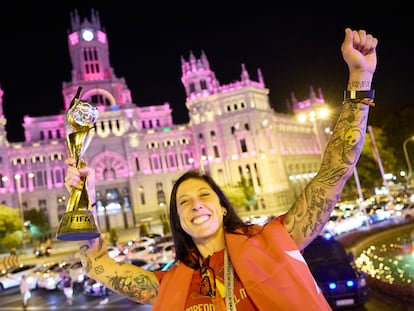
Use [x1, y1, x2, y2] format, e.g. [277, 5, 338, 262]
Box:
[56, 87, 100, 241]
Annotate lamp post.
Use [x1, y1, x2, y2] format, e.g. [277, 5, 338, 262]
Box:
[13, 172, 34, 254]
[14, 174, 26, 253]
[403, 135, 414, 188]
[298, 107, 330, 160]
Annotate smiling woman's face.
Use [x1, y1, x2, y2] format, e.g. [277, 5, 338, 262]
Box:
[176, 178, 225, 241]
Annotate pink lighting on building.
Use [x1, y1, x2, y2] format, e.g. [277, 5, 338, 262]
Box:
[97, 31, 107, 44]
[68, 32, 79, 45]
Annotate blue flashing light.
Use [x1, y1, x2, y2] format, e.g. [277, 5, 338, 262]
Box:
[163, 127, 171, 132]
[328, 282, 337, 290]
[323, 232, 333, 240]
[346, 280, 355, 287]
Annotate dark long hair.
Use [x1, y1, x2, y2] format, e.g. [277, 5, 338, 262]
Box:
[169, 170, 248, 268]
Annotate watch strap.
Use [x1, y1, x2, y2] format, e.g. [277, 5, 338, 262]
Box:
[344, 90, 375, 101]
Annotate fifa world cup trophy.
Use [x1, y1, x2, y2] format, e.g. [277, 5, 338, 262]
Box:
[56, 87, 100, 241]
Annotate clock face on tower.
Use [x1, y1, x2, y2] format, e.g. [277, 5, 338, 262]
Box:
[81, 29, 94, 41]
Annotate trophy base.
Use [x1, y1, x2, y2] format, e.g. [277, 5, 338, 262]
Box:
[56, 210, 101, 241]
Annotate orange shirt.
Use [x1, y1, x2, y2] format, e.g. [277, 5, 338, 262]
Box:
[153, 217, 332, 311]
[180, 249, 257, 310]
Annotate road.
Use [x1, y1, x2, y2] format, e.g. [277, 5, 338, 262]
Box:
[0, 286, 152, 311]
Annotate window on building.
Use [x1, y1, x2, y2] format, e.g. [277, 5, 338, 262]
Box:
[184, 152, 192, 165]
[240, 138, 248, 153]
[103, 167, 116, 181]
[14, 158, 25, 165]
[36, 171, 44, 187]
[152, 155, 160, 170]
[55, 169, 63, 183]
[139, 186, 145, 204]
[254, 163, 261, 186]
[200, 80, 207, 90]
[39, 199, 47, 208]
[135, 157, 140, 171]
[189, 83, 195, 93]
[106, 188, 119, 201]
[0, 174, 4, 188]
[156, 182, 166, 206]
[213, 145, 220, 158]
[168, 154, 175, 168]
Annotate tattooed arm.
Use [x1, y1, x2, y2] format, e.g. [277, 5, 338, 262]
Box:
[64, 158, 160, 304]
[79, 237, 160, 305]
[284, 28, 378, 249]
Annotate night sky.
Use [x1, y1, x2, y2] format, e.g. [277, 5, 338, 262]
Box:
[0, 5, 411, 142]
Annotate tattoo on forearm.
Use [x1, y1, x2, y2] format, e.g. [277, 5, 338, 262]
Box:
[348, 81, 371, 89]
[107, 272, 158, 302]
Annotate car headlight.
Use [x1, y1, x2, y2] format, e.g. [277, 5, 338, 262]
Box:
[328, 282, 337, 290]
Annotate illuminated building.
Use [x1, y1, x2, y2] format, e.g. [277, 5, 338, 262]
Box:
[0, 9, 331, 234]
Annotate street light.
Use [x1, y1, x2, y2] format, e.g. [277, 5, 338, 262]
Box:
[14, 174, 26, 253]
[298, 107, 330, 159]
[403, 135, 414, 188]
[14, 172, 34, 253]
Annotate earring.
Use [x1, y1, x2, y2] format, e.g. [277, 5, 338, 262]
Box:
[223, 209, 227, 216]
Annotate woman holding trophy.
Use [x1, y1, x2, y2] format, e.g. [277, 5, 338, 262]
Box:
[64, 28, 378, 310]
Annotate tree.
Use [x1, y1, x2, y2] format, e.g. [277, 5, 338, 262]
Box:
[0, 204, 23, 252]
[221, 185, 247, 210]
[25, 208, 50, 241]
[221, 176, 257, 214]
[139, 223, 150, 237]
[162, 220, 171, 235]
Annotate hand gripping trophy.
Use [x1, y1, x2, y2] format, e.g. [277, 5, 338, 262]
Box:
[56, 87, 100, 241]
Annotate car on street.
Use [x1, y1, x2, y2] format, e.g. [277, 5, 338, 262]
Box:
[25, 261, 59, 290]
[149, 242, 175, 262]
[114, 244, 154, 262]
[83, 276, 110, 297]
[0, 264, 37, 291]
[395, 203, 414, 222]
[302, 235, 370, 310]
[126, 236, 156, 248]
[323, 212, 367, 236]
[107, 246, 121, 258]
[37, 261, 73, 290]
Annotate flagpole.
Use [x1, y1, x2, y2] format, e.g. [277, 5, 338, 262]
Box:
[368, 126, 394, 206]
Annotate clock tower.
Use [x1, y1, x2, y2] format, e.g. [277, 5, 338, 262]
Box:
[62, 9, 132, 112]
